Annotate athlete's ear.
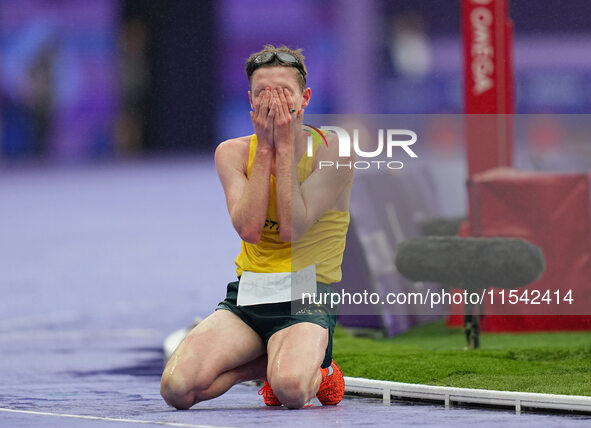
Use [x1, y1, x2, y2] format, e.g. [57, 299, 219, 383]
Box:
[301, 88, 311, 109]
[248, 91, 254, 110]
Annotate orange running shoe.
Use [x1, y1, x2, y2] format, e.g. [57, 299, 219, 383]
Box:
[316, 360, 345, 405]
[258, 380, 281, 406]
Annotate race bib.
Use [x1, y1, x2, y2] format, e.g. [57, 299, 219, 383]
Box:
[237, 265, 316, 306]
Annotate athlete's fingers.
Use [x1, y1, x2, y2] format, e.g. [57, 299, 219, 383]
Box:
[267, 95, 277, 120]
[282, 89, 293, 117]
[260, 88, 271, 116]
[283, 88, 296, 115]
[274, 88, 285, 119]
[252, 92, 262, 121]
[277, 87, 290, 117]
[254, 90, 266, 114]
[267, 90, 274, 116]
[271, 90, 283, 121]
[269, 89, 278, 111]
[292, 109, 304, 135]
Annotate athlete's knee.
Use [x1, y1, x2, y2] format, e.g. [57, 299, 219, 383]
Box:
[270, 372, 312, 409]
[160, 370, 213, 410]
[160, 373, 194, 410]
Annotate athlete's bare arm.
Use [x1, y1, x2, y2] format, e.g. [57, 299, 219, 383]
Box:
[215, 88, 276, 243]
[273, 87, 353, 242]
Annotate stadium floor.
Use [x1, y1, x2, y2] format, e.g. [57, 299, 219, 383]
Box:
[1, 158, 589, 427]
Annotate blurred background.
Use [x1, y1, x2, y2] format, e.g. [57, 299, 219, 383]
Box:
[1, 0, 590, 163]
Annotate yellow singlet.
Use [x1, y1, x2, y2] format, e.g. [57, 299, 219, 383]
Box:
[234, 134, 350, 284]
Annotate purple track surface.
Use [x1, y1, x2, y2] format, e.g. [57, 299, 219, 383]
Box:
[1, 158, 589, 427]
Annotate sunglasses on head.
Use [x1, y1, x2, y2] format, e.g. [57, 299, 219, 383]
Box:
[249, 51, 307, 83]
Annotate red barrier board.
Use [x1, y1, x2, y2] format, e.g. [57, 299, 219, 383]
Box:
[449, 168, 591, 331]
[462, 0, 514, 176]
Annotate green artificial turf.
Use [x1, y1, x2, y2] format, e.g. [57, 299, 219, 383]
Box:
[333, 320, 591, 396]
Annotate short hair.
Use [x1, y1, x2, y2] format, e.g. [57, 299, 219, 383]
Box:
[245, 44, 307, 91]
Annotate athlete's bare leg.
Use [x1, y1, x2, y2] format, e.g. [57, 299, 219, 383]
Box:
[160, 310, 266, 409]
[266, 322, 328, 409]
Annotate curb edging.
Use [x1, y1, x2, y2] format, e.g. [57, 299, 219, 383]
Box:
[344, 376, 591, 415]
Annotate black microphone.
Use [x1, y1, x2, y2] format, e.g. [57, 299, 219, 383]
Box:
[395, 236, 546, 290]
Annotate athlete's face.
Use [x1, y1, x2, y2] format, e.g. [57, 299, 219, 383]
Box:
[249, 66, 311, 112]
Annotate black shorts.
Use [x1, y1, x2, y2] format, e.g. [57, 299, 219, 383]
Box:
[216, 281, 338, 369]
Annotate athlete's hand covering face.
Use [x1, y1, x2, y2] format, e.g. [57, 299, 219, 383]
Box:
[249, 87, 276, 150]
[272, 87, 303, 153]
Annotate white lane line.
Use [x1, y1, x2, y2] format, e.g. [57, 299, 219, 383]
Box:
[0, 408, 234, 428]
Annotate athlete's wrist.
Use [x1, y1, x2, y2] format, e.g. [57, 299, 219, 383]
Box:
[255, 141, 275, 156]
[274, 141, 292, 158]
